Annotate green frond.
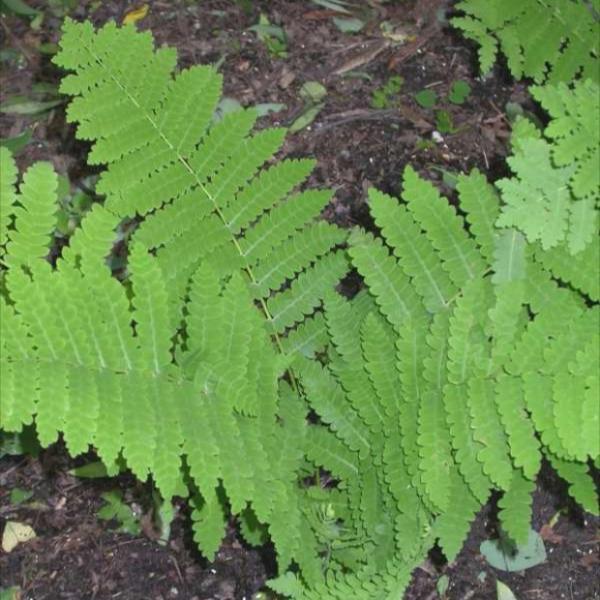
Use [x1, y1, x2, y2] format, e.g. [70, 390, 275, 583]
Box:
[456, 169, 500, 263]
[417, 312, 453, 511]
[453, 0, 600, 83]
[121, 371, 156, 479]
[443, 384, 491, 503]
[0, 359, 38, 432]
[369, 188, 456, 313]
[434, 469, 480, 561]
[252, 222, 346, 298]
[554, 338, 599, 461]
[129, 243, 173, 374]
[324, 290, 375, 365]
[402, 166, 486, 288]
[35, 361, 68, 447]
[348, 230, 423, 329]
[534, 237, 600, 301]
[395, 317, 429, 482]
[491, 228, 527, 285]
[546, 452, 599, 515]
[360, 312, 402, 423]
[498, 469, 535, 545]
[532, 80, 600, 197]
[298, 358, 371, 458]
[0, 297, 33, 360]
[6, 161, 58, 267]
[497, 80, 599, 255]
[267, 251, 349, 334]
[222, 158, 313, 233]
[177, 388, 221, 498]
[445, 279, 493, 502]
[0, 147, 18, 255]
[487, 281, 526, 367]
[304, 425, 360, 481]
[150, 378, 183, 500]
[280, 311, 328, 360]
[61, 203, 120, 274]
[6, 264, 66, 362]
[240, 189, 332, 267]
[94, 370, 124, 472]
[495, 375, 541, 480]
[191, 488, 227, 561]
[497, 138, 574, 251]
[468, 377, 514, 490]
[62, 364, 100, 456]
[523, 372, 572, 459]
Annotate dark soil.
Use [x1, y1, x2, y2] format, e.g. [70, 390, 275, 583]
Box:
[0, 1, 598, 599]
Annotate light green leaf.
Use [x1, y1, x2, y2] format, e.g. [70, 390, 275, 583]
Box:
[254, 102, 286, 116]
[290, 103, 324, 132]
[0, 97, 62, 115]
[480, 530, 546, 572]
[299, 81, 327, 103]
[497, 580, 519, 600]
[333, 17, 364, 33]
[69, 460, 110, 478]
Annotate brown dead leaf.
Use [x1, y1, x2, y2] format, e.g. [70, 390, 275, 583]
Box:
[580, 551, 599, 570]
[540, 523, 564, 544]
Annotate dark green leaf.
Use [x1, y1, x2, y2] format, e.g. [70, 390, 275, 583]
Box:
[415, 89, 437, 109]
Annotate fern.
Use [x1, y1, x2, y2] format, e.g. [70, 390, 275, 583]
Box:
[0, 20, 355, 584]
[1, 17, 598, 598]
[497, 80, 599, 255]
[453, 0, 599, 83]
[301, 166, 599, 590]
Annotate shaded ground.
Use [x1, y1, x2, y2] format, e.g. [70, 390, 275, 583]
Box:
[0, 1, 598, 599]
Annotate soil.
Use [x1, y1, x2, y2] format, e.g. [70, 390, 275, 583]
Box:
[0, 1, 598, 599]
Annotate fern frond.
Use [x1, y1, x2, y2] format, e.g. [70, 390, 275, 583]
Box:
[534, 235, 599, 301]
[94, 370, 124, 471]
[129, 243, 173, 374]
[191, 488, 227, 561]
[0, 147, 18, 255]
[456, 169, 500, 263]
[35, 361, 69, 447]
[468, 377, 514, 490]
[453, 0, 600, 83]
[5, 162, 58, 267]
[445, 278, 492, 502]
[546, 452, 599, 515]
[240, 189, 332, 266]
[280, 312, 328, 360]
[360, 312, 402, 423]
[267, 251, 349, 334]
[498, 80, 599, 255]
[0, 359, 38, 432]
[554, 337, 599, 461]
[402, 166, 486, 287]
[369, 187, 456, 313]
[251, 222, 346, 298]
[434, 469, 480, 561]
[498, 469, 535, 545]
[298, 359, 371, 458]
[495, 375, 541, 480]
[305, 425, 360, 482]
[417, 312, 453, 511]
[497, 138, 574, 251]
[348, 229, 423, 329]
[532, 80, 600, 199]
